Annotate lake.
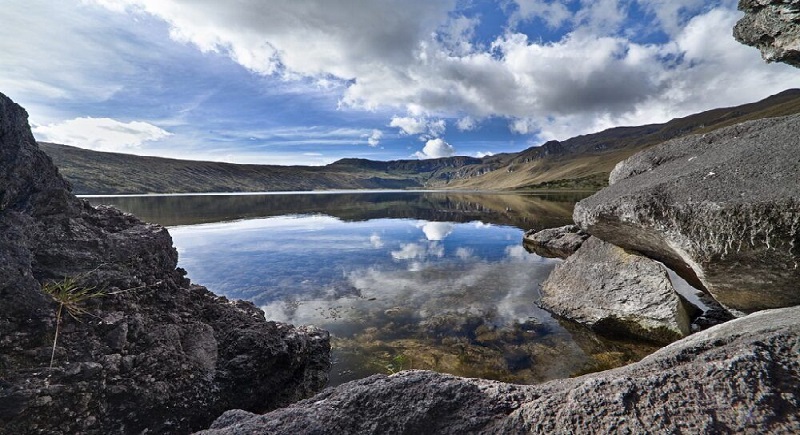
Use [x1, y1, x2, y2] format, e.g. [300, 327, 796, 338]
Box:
[87, 191, 659, 386]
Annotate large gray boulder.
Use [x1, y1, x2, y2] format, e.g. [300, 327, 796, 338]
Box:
[0, 92, 331, 434]
[735, 0, 800, 67]
[573, 115, 800, 312]
[199, 305, 800, 434]
[522, 225, 589, 259]
[540, 237, 693, 344]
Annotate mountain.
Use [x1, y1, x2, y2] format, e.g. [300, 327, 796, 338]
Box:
[41, 89, 800, 194]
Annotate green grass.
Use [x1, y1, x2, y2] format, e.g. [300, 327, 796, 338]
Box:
[42, 276, 104, 368]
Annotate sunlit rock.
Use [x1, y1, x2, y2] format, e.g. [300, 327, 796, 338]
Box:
[540, 237, 693, 344]
[735, 0, 800, 67]
[574, 115, 800, 312]
[199, 306, 800, 434]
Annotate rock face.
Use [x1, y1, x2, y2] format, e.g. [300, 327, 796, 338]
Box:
[522, 225, 589, 259]
[573, 115, 800, 312]
[735, 0, 800, 67]
[199, 305, 800, 434]
[540, 237, 693, 344]
[0, 92, 331, 434]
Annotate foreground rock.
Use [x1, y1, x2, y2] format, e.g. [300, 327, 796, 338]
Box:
[200, 306, 800, 434]
[540, 237, 693, 344]
[735, 0, 800, 67]
[522, 225, 589, 259]
[0, 92, 330, 434]
[574, 115, 800, 312]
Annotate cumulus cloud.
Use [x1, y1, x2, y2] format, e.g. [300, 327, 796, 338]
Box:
[76, 0, 800, 143]
[370, 233, 384, 248]
[511, 0, 572, 29]
[414, 138, 456, 160]
[389, 116, 446, 139]
[456, 116, 477, 132]
[391, 242, 444, 261]
[367, 129, 383, 147]
[418, 222, 455, 241]
[33, 117, 171, 152]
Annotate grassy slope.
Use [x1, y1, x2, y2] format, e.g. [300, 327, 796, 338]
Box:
[445, 89, 800, 190]
[41, 89, 800, 194]
[40, 144, 423, 194]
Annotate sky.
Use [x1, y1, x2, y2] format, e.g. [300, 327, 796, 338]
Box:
[2, 0, 799, 165]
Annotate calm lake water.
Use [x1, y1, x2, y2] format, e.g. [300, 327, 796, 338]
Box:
[88, 191, 658, 386]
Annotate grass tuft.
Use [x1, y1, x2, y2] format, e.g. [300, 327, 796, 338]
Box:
[41, 276, 104, 368]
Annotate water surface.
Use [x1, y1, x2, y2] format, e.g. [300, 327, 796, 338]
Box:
[89, 191, 658, 386]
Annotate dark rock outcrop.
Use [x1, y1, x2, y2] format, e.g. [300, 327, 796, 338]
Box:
[573, 115, 800, 312]
[200, 305, 800, 434]
[735, 0, 800, 67]
[0, 92, 330, 434]
[522, 225, 589, 259]
[540, 237, 693, 344]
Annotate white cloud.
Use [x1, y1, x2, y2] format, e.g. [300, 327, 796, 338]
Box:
[367, 129, 383, 147]
[389, 116, 446, 139]
[456, 116, 477, 131]
[511, 0, 572, 29]
[418, 222, 455, 241]
[390, 242, 444, 261]
[33, 117, 171, 152]
[370, 233, 384, 248]
[634, 0, 712, 37]
[390, 117, 428, 135]
[414, 138, 456, 159]
[14, 0, 800, 149]
[474, 151, 494, 158]
[455, 247, 475, 260]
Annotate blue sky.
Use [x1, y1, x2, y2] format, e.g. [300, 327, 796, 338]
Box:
[2, 0, 799, 165]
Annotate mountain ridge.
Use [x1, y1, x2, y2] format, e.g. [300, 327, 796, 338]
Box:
[41, 88, 800, 194]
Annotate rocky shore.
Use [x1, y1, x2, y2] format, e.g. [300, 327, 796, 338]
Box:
[196, 108, 800, 432]
[0, 93, 331, 433]
[195, 5, 800, 430]
[1, 3, 798, 433]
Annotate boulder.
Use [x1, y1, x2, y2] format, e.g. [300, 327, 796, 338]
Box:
[573, 115, 800, 312]
[540, 237, 693, 344]
[0, 92, 331, 434]
[199, 306, 800, 434]
[734, 0, 800, 67]
[522, 225, 589, 259]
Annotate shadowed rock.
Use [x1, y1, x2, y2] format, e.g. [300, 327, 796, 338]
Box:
[574, 115, 800, 312]
[735, 0, 800, 67]
[0, 92, 331, 434]
[540, 237, 693, 344]
[522, 225, 589, 259]
[198, 306, 800, 434]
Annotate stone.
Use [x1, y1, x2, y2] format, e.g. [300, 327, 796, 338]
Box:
[0, 92, 331, 434]
[198, 306, 800, 434]
[735, 0, 800, 67]
[540, 237, 693, 344]
[522, 225, 589, 259]
[573, 115, 800, 312]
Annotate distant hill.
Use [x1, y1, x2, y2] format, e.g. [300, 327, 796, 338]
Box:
[41, 89, 800, 194]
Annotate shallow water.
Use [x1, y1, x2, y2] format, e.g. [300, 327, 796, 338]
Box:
[89, 191, 658, 386]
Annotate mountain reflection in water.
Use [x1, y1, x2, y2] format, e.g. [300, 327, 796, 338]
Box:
[88, 191, 658, 386]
